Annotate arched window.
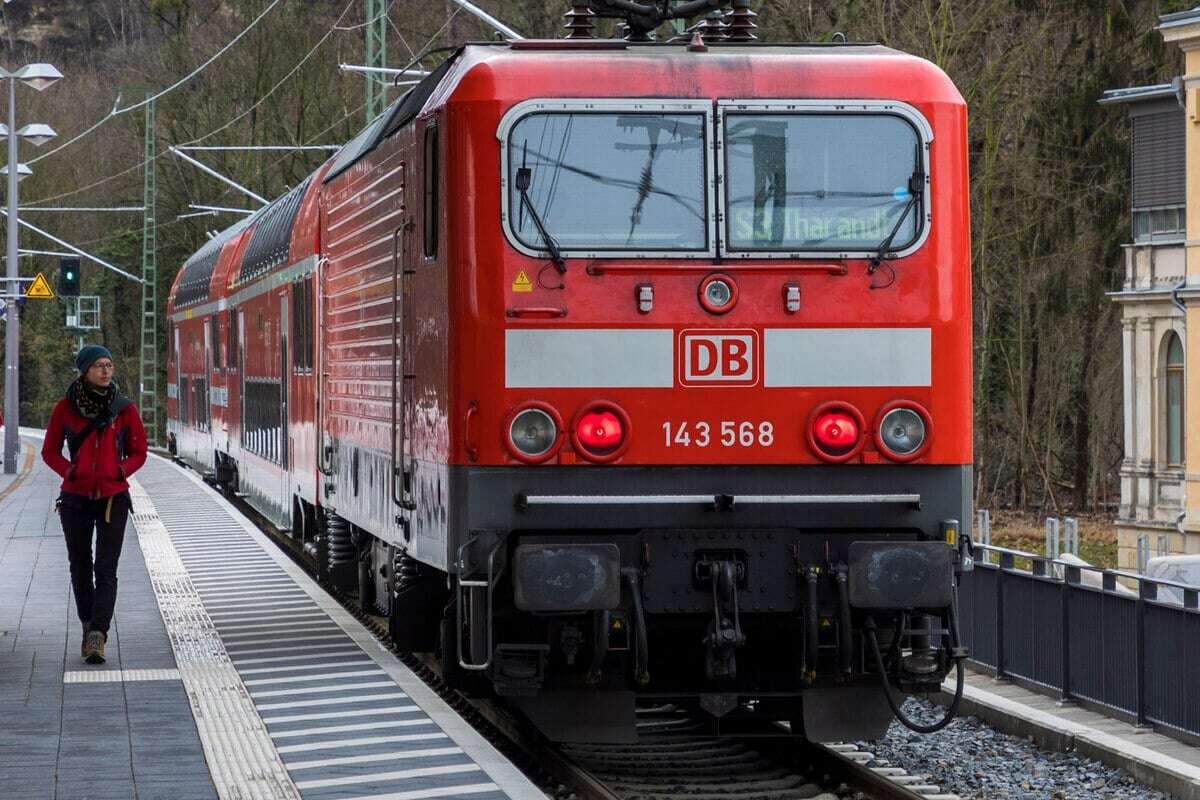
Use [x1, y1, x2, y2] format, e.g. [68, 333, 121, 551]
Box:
[1166, 332, 1184, 466]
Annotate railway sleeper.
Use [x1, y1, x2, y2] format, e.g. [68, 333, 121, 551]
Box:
[592, 757, 776, 778]
[607, 772, 809, 792]
[569, 749, 760, 767]
[562, 741, 749, 757]
[562, 747, 751, 764]
[616, 790, 827, 800]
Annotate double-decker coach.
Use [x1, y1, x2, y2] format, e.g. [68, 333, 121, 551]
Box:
[169, 14, 972, 743]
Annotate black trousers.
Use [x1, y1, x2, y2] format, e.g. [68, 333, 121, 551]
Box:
[59, 491, 131, 636]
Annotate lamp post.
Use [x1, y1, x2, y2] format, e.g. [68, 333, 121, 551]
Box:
[2, 62, 60, 474]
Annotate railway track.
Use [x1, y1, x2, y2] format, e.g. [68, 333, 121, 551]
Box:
[197, 464, 960, 800]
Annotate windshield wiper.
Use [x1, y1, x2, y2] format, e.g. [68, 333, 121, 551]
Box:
[868, 169, 925, 275]
[516, 165, 566, 275]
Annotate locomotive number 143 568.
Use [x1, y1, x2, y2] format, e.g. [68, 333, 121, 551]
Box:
[662, 420, 775, 448]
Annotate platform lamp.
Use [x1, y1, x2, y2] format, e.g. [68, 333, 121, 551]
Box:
[2, 62, 61, 474]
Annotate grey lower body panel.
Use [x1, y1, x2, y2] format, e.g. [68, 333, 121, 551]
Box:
[449, 464, 972, 551]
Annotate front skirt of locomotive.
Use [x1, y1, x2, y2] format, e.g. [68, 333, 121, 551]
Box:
[453, 464, 971, 743]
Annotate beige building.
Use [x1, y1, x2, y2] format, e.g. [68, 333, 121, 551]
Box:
[1104, 12, 1197, 570]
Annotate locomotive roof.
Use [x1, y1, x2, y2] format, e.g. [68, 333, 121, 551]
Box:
[432, 40, 966, 111]
[172, 39, 962, 309]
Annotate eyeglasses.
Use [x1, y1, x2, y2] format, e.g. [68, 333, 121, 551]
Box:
[90, 362, 115, 372]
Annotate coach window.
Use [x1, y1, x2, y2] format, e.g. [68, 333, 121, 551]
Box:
[424, 125, 438, 259]
[721, 106, 929, 257]
[292, 281, 302, 369]
[1166, 332, 1184, 467]
[303, 275, 314, 369]
[292, 277, 309, 371]
[210, 314, 221, 370]
[227, 308, 238, 372]
[502, 104, 711, 256]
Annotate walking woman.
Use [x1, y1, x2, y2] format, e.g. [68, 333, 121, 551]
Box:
[42, 345, 147, 663]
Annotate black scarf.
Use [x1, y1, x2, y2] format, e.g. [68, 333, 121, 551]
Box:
[67, 376, 117, 421]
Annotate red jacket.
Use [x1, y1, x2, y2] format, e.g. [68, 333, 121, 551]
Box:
[43, 396, 147, 499]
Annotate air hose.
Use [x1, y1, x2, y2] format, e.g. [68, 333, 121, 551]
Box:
[864, 615, 966, 734]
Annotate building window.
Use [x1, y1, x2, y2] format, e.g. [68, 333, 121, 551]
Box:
[1133, 205, 1185, 242]
[1131, 105, 1185, 243]
[1167, 332, 1184, 466]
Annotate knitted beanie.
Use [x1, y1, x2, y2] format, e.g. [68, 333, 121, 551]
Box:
[75, 344, 112, 374]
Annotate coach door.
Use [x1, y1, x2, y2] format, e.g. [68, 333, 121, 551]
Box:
[203, 318, 213, 435]
[280, 291, 290, 496]
[391, 221, 415, 515]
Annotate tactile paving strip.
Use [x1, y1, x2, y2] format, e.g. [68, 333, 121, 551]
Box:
[63, 668, 183, 683]
[129, 458, 536, 800]
[129, 476, 302, 800]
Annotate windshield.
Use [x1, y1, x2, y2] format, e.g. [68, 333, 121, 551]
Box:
[507, 112, 709, 252]
[724, 113, 923, 252]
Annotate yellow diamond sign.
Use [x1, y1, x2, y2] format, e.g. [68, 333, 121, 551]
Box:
[24, 272, 54, 299]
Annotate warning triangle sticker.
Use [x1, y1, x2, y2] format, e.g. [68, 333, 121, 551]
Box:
[511, 271, 533, 293]
[24, 272, 54, 299]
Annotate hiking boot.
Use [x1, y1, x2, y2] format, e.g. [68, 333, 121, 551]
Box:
[80, 624, 90, 659]
[84, 630, 106, 665]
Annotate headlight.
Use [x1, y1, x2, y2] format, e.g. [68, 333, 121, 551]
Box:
[699, 274, 738, 314]
[880, 408, 925, 456]
[508, 407, 559, 460]
[874, 403, 932, 461]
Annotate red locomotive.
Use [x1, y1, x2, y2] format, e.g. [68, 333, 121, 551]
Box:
[168, 6, 972, 742]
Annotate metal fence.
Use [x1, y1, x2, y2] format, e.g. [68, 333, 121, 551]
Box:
[959, 543, 1200, 743]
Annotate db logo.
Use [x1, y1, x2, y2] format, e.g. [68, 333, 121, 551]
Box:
[678, 329, 759, 387]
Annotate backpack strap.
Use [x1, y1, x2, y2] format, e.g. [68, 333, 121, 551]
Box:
[67, 413, 113, 462]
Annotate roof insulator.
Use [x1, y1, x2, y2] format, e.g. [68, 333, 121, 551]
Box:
[563, 1, 596, 39]
[727, 0, 758, 42]
[687, 29, 708, 52]
[692, 10, 728, 44]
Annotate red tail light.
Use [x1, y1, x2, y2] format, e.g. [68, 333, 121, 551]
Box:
[572, 402, 631, 462]
[577, 410, 622, 451]
[807, 402, 865, 462]
[813, 411, 858, 450]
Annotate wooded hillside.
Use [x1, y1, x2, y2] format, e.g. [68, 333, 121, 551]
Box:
[0, 0, 1186, 511]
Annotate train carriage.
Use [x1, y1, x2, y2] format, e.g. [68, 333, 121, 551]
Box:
[169, 25, 972, 743]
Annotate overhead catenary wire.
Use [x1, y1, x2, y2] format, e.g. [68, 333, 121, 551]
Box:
[28, 0, 285, 166]
[449, 0, 524, 39]
[189, 203, 256, 215]
[176, 146, 341, 152]
[24, 0, 356, 206]
[178, 0, 357, 147]
[29, 0, 501, 223]
[169, 147, 269, 205]
[19, 206, 145, 212]
[0, 208, 144, 284]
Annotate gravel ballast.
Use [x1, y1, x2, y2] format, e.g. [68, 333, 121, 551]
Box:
[859, 699, 1171, 799]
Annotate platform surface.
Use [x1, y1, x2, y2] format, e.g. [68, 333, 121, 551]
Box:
[0, 432, 545, 800]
